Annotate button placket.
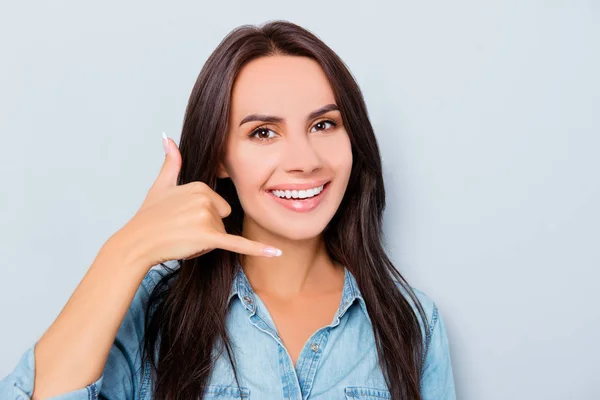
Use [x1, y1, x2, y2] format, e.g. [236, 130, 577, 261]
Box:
[296, 329, 334, 399]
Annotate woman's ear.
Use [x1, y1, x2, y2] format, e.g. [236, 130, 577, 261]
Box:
[217, 162, 230, 179]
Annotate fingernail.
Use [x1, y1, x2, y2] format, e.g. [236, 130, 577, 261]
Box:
[263, 247, 282, 257]
[162, 132, 170, 154]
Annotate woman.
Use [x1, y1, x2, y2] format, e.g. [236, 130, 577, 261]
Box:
[1, 20, 456, 399]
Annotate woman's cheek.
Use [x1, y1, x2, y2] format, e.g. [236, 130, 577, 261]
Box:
[318, 132, 352, 169]
[234, 142, 279, 172]
[233, 147, 280, 196]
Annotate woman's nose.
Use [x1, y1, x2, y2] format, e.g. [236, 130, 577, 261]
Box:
[281, 133, 323, 174]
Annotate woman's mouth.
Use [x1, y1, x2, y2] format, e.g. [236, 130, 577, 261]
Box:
[266, 182, 331, 212]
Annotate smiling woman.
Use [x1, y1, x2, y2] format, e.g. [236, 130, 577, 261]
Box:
[0, 20, 456, 400]
[218, 55, 353, 236]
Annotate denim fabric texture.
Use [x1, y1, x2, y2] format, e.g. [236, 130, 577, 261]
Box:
[1, 260, 456, 399]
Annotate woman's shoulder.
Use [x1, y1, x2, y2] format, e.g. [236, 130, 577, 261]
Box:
[392, 279, 442, 346]
[393, 279, 436, 315]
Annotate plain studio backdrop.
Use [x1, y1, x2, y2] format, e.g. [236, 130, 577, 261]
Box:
[0, 1, 598, 399]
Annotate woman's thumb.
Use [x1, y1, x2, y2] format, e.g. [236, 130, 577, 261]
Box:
[154, 132, 182, 189]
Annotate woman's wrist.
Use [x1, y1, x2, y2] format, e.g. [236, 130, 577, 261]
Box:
[102, 224, 154, 277]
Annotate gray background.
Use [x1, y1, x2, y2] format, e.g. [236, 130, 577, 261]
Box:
[1, 1, 598, 399]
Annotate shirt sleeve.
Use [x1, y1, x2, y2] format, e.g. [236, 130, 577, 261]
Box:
[0, 346, 103, 400]
[0, 264, 171, 400]
[419, 303, 457, 400]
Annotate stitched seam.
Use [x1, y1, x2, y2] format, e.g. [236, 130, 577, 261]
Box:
[345, 386, 391, 398]
[87, 382, 98, 399]
[427, 304, 439, 349]
[279, 346, 291, 400]
[139, 358, 151, 399]
[346, 268, 360, 301]
[302, 329, 328, 395]
[141, 267, 164, 293]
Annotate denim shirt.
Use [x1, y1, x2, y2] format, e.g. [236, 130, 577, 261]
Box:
[1, 260, 456, 399]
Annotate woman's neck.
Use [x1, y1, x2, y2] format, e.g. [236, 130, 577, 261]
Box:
[240, 221, 343, 299]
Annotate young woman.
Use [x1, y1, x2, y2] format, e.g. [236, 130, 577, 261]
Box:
[1, 20, 456, 400]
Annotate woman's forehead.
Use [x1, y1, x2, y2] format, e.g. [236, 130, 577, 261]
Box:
[230, 55, 336, 124]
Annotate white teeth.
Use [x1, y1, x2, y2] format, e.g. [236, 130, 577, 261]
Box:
[271, 184, 325, 199]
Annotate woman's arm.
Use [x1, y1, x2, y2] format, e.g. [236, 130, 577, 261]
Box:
[28, 227, 151, 399]
[1, 135, 279, 399]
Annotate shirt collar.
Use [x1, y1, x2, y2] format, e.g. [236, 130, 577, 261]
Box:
[227, 262, 369, 321]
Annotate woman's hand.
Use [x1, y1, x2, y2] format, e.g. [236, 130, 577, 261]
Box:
[120, 133, 282, 267]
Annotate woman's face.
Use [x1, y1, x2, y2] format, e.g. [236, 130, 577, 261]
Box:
[218, 55, 353, 241]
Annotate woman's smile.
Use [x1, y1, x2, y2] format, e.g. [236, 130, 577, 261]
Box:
[265, 181, 332, 212]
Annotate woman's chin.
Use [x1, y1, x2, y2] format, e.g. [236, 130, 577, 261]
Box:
[268, 224, 328, 242]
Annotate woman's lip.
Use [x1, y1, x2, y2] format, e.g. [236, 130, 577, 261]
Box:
[266, 182, 330, 212]
[266, 179, 331, 191]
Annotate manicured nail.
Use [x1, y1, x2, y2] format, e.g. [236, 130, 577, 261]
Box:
[162, 132, 170, 154]
[263, 247, 282, 257]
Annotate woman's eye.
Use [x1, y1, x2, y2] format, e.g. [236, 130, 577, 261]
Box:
[249, 127, 278, 141]
[249, 119, 338, 142]
[310, 119, 338, 133]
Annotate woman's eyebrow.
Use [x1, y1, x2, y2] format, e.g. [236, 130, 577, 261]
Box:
[238, 103, 339, 127]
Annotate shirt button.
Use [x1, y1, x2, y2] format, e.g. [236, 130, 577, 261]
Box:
[310, 343, 319, 352]
[243, 295, 253, 304]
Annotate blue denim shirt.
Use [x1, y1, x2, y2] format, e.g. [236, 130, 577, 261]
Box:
[1, 260, 456, 399]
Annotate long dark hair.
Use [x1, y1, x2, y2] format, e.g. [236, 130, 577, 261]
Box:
[142, 20, 430, 400]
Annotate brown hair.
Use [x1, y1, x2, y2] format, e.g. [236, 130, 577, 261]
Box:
[142, 20, 430, 400]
